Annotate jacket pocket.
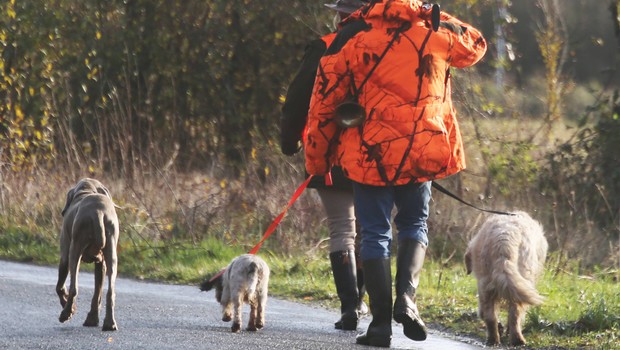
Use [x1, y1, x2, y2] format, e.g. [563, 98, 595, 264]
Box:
[409, 112, 451, 177]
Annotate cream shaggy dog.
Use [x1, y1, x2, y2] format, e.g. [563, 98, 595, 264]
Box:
[465, 211, 548, 346]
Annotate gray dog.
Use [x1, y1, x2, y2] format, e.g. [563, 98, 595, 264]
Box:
[200, 254, 270, 333]
[56, 178, 120, 331]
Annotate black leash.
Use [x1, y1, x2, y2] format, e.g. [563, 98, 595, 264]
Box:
[431, 182, 515, 216]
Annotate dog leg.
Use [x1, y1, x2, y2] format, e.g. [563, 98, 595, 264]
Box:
[256, 292, 267, 330]
[479, 289, 500, 346]
[59, 244, 81, 323]
[231, 292, 243, 333]
[484, 318, 501, 346]
[102, 245, 118, 331]
[508, 302, 527, 346]
[56, 257, 69, 308]
[84, 260, 105, 327]
[246, 300, 258, 331]
[221, 283, 232, 322]
[221, 305, 233, 322]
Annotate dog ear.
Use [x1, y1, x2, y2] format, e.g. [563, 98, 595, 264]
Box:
[96, 185, 121, 209]
[464, 250, 472, 275]
[61, 188, 75, 217]
[97, 185, 113, 201]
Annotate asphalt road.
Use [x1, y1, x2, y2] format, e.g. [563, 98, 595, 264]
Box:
[0, 260, 483, 349]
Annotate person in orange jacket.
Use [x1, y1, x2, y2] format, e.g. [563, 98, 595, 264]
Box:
[304, 0, 487, 347]
[280, 0, 370, 331]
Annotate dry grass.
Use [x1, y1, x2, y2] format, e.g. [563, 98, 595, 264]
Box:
[0, 153, 327, 256]
[0, 111, 617, 269]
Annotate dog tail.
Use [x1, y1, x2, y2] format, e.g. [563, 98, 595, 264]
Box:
[246, 262, 260, 296]
[495, 257, 544, 306]
[95, 211, 107, 251]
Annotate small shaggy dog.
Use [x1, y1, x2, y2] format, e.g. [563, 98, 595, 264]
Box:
[56, 178, 120, 331]
[200, 254, 270, 333]
[465, 211, 548, 346]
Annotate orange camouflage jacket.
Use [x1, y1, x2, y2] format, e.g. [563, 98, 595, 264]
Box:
[304, 0, 487, 186]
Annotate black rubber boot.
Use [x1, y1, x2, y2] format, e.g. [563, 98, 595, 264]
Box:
[355, 251, 368, 315]
[356, 257, 392, 348]
[393, 239, 428, 341]
[330, 250, 359, 330]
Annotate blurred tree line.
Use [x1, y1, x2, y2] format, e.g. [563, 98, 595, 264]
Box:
[1, 0, 616, 174]
[1, 0, 332, 176]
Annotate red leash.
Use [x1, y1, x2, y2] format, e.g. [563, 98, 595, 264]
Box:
[208, 175, 314, 282]
[248, 175, 313, 254]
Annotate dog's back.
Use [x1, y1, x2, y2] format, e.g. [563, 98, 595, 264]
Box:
[66, 194, 118, 262]
[227, 254, 269, 302]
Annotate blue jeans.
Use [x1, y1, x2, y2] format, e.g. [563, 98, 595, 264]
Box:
[353, 181, 431, 261]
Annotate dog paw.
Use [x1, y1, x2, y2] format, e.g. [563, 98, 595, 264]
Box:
[222, 314, 232, 322]
[59, 310, 73, 323]
[102, 316, 118, 331]
[486, 338, 501, 346]
[102, 323, 118, 331]
[246, 324, 258, 332]
[509, 335, 526, 346]
[83, 311, 99, 327]
[83, 319, 99, 327]
[231, 323, 241, 333]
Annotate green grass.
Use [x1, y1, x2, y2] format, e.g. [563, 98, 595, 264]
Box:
[0, 224, 59, 265]
[418, 259, 620, 349]
[1, 226, 618, 349]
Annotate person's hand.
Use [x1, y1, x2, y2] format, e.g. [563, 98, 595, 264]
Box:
[281, 139, 302, 156]
[419, 2, 434, 19]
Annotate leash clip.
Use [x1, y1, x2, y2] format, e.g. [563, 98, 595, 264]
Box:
[325, 171, 333, 186]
